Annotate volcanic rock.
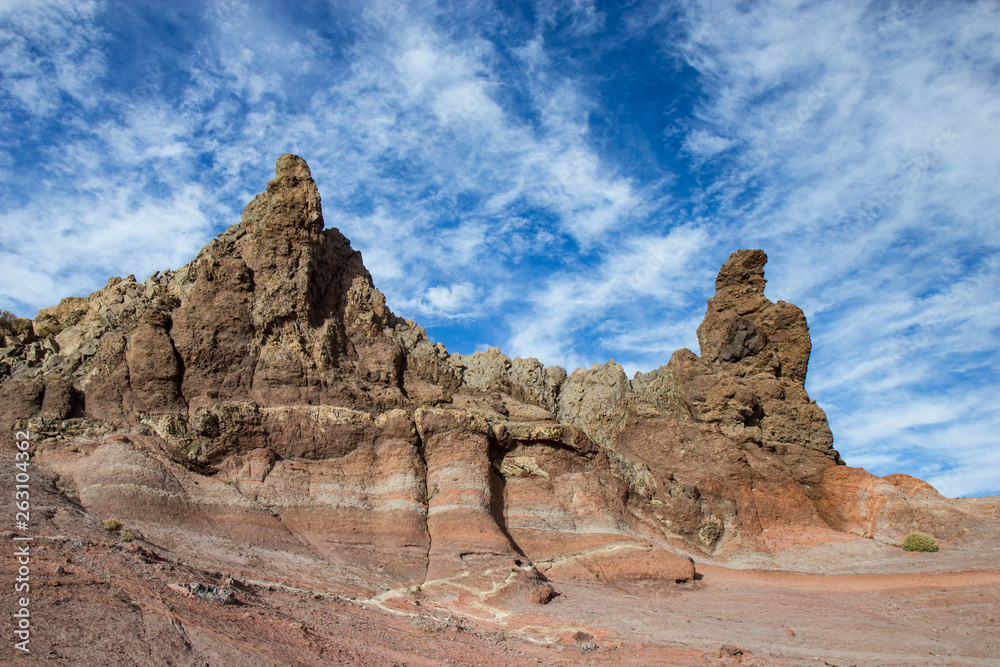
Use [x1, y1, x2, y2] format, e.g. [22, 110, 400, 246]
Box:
[3, 155, 997, 633]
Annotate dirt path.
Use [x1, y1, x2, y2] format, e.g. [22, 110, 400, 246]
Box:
[699, 563, 1000, 592]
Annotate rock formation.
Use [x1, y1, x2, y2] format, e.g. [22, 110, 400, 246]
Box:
[2, 155, 995, 616]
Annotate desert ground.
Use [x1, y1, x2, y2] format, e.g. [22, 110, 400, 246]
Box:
[3, 448, 997, 667]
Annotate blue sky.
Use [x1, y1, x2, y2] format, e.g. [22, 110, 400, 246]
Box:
[1, 0, 998, 497]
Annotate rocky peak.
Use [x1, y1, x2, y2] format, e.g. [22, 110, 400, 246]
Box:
[698, 249, 811, 384]
[216, 152, 357, 333]
[6, 154, 963, 566]
[1, 156, 995, 663]
[165, 154, 407, 411]
[0, 155, 409, 424]
[243, 153, 324, 237]
[711, 248, 769, 308]
[625, 248, 837, 469]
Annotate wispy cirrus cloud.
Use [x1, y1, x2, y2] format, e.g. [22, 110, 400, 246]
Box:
[0, 0, 105, 119]
[506, 225, 709, 369]
[656, 0, 1000, 495]
[0, 0, 998, 496]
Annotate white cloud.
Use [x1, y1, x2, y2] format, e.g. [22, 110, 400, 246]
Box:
[0, 0, 105, 116]
[2, 0, 998, 497]
[403, 281, 480, 318]
[506, 225, 708, 369]
[0, 6, 226, 313]
[682, 129, 734, 158]
[662, 0, 1000, 494]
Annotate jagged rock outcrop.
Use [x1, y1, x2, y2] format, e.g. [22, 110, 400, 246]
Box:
[632, 249, 835, 457]
[3, 155, 409, 430]
[0, 156, 688, 605]
[2, 155, 994, 609]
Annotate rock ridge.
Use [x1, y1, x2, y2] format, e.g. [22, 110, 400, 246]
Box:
[2, 155, 992, 604]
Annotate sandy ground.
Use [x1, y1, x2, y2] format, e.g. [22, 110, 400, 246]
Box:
[2, 530, 997, 666]
[2, 450, 998, 666]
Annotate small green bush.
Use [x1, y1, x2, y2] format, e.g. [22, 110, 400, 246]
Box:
[901, 531, 939, 552]
[120, 530, 135, 543]
[102, 516, 125, 532]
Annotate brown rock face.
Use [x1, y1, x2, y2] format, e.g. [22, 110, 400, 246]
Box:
[2, 155, 993, 629]
[688, 249, 832, 450]
[126, 309, 185, 412]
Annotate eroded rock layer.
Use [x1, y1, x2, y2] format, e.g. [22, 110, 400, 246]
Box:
[2, 155, 993, 606]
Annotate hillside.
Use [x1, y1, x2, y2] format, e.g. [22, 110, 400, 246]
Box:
[2, 155, 997, 665]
